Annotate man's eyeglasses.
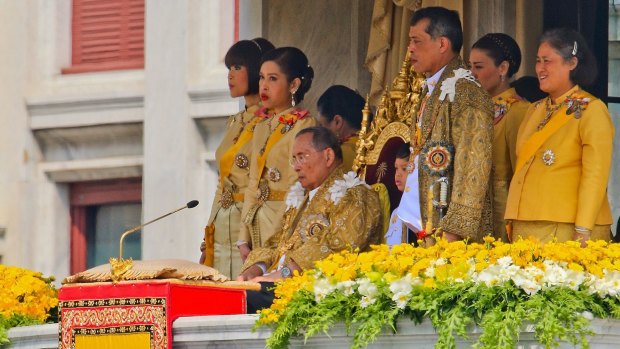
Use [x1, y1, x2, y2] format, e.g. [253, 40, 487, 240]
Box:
[289, 152, 313, 167]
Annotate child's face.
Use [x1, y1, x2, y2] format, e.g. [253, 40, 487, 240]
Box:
[394, 158, 409, 192]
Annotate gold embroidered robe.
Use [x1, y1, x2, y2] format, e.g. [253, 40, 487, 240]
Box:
[505, 86, 613, 231]
[417, 57, 494, 241]
[206, 104, 260, 278]
[239, 108, 316, 249]
[241, 166, 383, 272]
[491, 88, 529, 241]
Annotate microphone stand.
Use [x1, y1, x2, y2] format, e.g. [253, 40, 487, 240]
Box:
[110, 200, 199, 282]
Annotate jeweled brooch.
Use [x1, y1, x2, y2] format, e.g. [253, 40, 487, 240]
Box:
[541, 149, 556, 166]
[234, 153, 249, 169]
[267, 167, 281, 182]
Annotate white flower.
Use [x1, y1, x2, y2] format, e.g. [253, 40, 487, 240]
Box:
[389, 274, 419, 309]
[336, 280, 356, 296]
[511, 268, 543, 295]
[476, 265, 500, 286]
[439, 68, 480, 102]
[497, 256, 513, 268]
[357, 278, 378, 298]
[328, 171, 369, 205]
[360, 295, 376, 308]
[285, 181, 306, 210]
[313, 277, 336, 302]
[433, 258, 447, 266]
[581, 311, 594, 321]
[424, 266, 436, 278]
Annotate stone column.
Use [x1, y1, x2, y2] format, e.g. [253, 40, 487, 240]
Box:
[143, 0, 202, 259]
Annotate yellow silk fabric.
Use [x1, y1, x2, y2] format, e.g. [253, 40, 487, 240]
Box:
[74, 333, 151, 349]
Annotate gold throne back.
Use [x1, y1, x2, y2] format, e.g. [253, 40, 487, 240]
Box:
[353, 53, 425, 219]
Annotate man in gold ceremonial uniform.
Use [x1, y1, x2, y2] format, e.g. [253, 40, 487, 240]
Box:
[238, 126, 383, 313]
[398, 7, 494, 242]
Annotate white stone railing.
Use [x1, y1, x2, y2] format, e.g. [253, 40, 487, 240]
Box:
[7, 315, 620, 348]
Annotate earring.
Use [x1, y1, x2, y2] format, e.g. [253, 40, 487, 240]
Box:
[291, 90, 297, 107]
[500, 75, 505, 82]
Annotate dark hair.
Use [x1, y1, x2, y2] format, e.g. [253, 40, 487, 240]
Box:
[316, 85, 365, 130]
[540, 28, 597, 86]
[396, 142, 411, 160]
[224, 38, 275, 95]
[410, 7, 463, 53]
[472, 33, 522, 78]
[261, 47, 314, 104]
[510, 76, 548, 102]
[296, 126, 343, 162]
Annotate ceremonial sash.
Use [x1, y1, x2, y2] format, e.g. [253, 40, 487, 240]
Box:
[218, 117, 262, 187]
[514, 110, 573, 174]
[256, 122, 286, 177]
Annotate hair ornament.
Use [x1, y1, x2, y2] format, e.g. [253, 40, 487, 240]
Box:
[250, 39, 262, 52]
[572, 41, 578, 56]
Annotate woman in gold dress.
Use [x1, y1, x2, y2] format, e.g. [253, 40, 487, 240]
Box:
[316, 85, 366, 170]
[505, 28, 614, 245]
[469, 33, 529, 241]
[237, 47, 317, 262]
[199, 38, 274, 278]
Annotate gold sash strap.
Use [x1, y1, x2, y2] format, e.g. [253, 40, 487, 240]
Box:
[256, 123, 286, 178]
[202, 224, 215, 266]
[219, 117, 262, 187]
[514, 110, 573, 174]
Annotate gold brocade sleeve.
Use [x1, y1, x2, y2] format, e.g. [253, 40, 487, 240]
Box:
[286, 186, 382, 270]
[440, 90, 493, 239]
[239, 228, 283, 273]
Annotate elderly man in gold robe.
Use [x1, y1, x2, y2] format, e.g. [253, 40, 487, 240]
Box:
[397, 7, 494, 242]
[237, 126, 383, 313]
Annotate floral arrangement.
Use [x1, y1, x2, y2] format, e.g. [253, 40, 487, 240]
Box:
[256, 237, 620, 349]
[0, 265, 58, 344]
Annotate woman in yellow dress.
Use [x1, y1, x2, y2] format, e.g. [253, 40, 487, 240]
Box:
[469, 33, 529, 241]
[237, 47, 317, 262]
[199, 38, 274, 278]
[316, 85, 366, 170]
[505, 28, 614, 245]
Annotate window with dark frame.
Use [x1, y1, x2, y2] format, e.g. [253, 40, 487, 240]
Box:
[70, 178, 142, 274]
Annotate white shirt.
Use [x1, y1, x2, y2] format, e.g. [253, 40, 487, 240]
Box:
[397, 65, 446, 232]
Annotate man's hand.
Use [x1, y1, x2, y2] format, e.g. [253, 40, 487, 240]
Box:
[236, 264, 263, 281]
[238, 243, 251, 262]
[252, 271, 283, 283]
[442, 231, 462, 242]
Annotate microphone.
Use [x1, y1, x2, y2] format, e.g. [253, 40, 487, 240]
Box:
[118, 200, 199, 259]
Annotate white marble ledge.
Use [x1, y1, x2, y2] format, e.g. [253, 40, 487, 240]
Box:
[7, 315, 620, 349]
[6, 323, 58, 349]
